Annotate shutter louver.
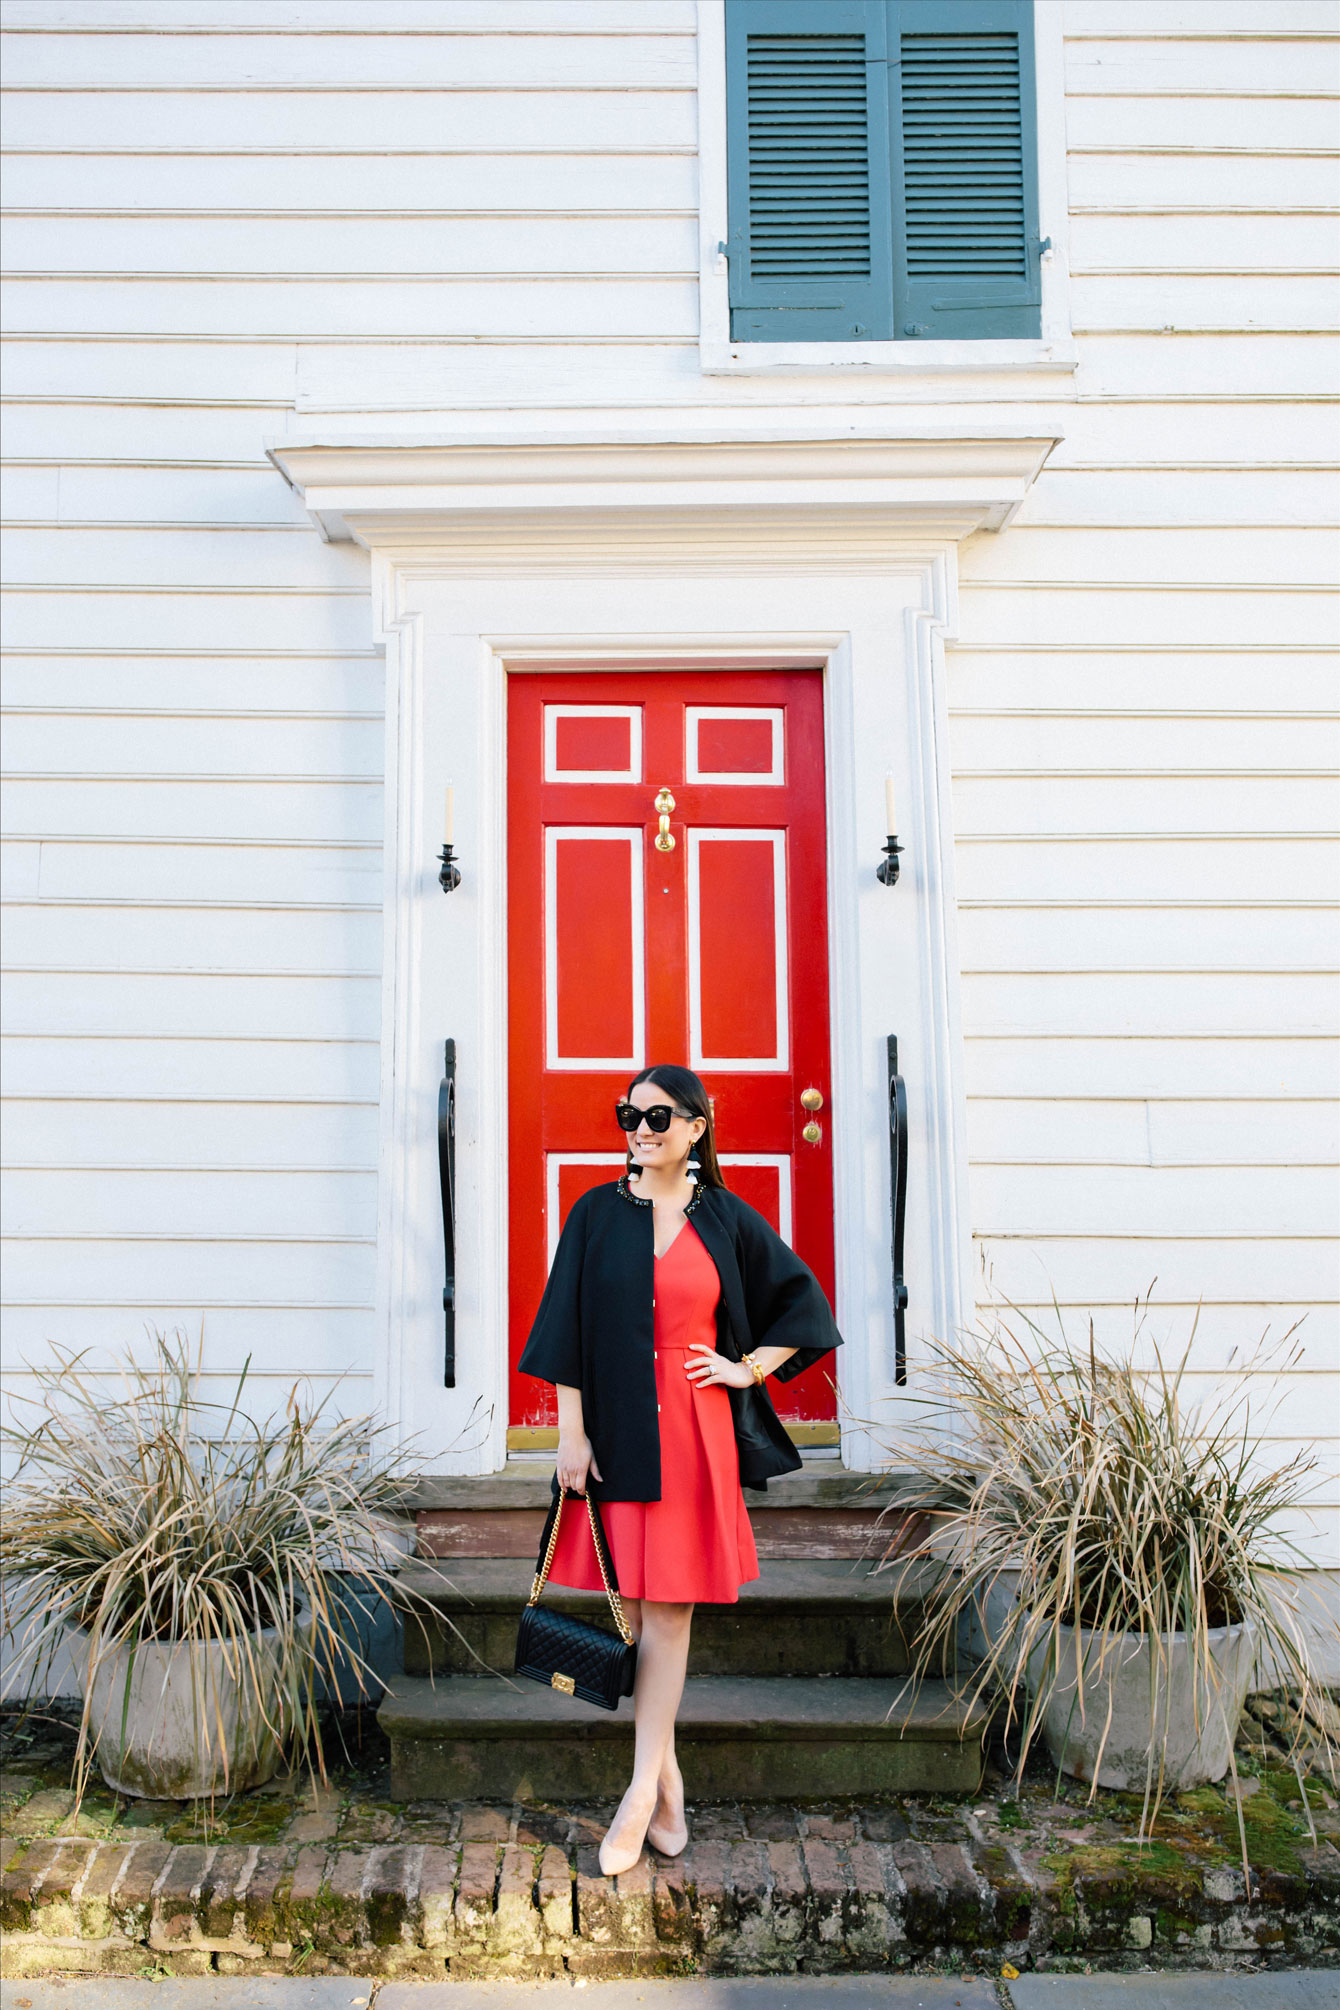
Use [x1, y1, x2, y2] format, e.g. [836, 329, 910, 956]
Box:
[727, 0, 893, 342]
[745, 35, 872, 281]
[890, 0, 1041, 339]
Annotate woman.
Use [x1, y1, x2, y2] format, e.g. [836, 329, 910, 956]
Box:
[517, 1064, 842, 1877]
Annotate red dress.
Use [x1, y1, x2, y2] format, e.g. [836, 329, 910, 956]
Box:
[545, 1219, 760, 1604]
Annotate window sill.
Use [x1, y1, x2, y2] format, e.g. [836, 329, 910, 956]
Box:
[700, 336, 1078, 379]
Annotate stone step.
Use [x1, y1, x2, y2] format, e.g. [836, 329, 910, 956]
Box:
[378, 1673, 988, 1803]
[406, 1458, 913, 1512]
[398, 1556, 948, 1680]
[409, 1460, 931, 1562]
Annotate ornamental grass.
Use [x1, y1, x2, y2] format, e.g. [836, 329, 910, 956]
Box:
[1, 1332, 464, 1806]
[871, 1302, 1336, 1866]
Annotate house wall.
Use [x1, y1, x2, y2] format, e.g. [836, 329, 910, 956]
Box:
[1, 2, 1335, 1560]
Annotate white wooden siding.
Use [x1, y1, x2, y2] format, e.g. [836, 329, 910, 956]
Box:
[951, 0, 1339, 1563]
[1, 0, 1335, 1562]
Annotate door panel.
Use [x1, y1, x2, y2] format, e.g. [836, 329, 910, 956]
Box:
[509, 670, 835, 1431]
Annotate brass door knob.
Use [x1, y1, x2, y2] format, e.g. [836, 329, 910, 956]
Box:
[800, 1087, 824, 1111]
[802, 1120, 822, 1144]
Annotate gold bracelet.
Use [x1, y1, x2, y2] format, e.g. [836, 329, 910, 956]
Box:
[742, 1352, 765, 1386]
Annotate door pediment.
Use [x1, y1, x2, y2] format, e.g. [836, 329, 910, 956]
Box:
[268, 426, 1060, 548]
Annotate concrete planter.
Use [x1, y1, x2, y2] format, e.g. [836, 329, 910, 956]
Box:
[1029, 1618, 1256, 1791]
[66, 1602, 310, 1800]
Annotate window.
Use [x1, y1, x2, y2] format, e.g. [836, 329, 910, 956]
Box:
[725, 0, 1041, 343]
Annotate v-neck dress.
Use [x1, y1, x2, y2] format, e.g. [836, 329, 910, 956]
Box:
[544, 1218, 760, 1604]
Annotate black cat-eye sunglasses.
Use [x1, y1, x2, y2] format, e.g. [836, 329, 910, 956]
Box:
[614, 1101, 694, 1134]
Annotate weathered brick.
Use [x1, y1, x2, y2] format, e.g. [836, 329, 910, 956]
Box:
[365, 1843, 414, 1946]
[689, 1804, 747, 1840]
[928, 1841, 987, 1944]
[611, 1850, 656, 1947]
[765, 1838, 808, 1946]
[537, 1842, 573, 1940]
[31, 1841, 96, 1936]
[892, 1837, 945, 1947]
[1, 1840, 61, 1930]
[9, 1787, 74, 1834]
[744, 1804, 799, 1841]
[459, 1804, 508, 1841]
[418, 1842, 460, 1951]
[75, 1840, 135, 1938]
[805, 1811, 859, 1842]
[321, 1848, 369, 1949]
[845, 1839, 897, 1957]
[284, 1843, 329, 1943]
[573, 1871, 619, 1946]
[111, 1839, 172, 1929]
[197, 1843, 252, 1940]
[515, 1808, 570, 1850]
[800, 1837, 846, 1946]
[1302, 1841, 1340, 1902]
[684, 1836, 729, 1948]
[651, 1849, 694, 1946]
[240, 1846, 291, 1946]
[455, 1839, 498, 1940]
[152, 1844, 211, 1943]
[490, 1842, 541, 1956]
[969, 1837, 1031, 1943]
[861, 1806, 911, 1843]
[725, 1838, 772, 1959]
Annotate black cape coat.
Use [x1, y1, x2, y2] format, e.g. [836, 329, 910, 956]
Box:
[517, 1176, 843, 1499]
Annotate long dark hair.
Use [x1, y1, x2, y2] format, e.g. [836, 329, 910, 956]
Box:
[625, 1063, 727, 1190]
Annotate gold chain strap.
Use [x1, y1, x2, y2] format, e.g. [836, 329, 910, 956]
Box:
[528, 1485, 635, 1647]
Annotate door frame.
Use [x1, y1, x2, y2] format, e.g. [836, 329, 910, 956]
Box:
[365, 553, 972, 1477]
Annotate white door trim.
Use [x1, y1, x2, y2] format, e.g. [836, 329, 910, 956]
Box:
[365, 555, 972, 1476]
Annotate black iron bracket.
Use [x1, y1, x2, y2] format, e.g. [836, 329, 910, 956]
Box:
[439, 1039, 457, 1388]
[887, 1035, 908, 1386]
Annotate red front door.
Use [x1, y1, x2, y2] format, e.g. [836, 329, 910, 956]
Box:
[507, 670, 836, 1433]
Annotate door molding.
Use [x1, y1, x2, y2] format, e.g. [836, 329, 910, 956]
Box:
[270, 433, 1057, 1474]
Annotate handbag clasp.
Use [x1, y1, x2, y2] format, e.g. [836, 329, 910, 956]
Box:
[551, 1671, 576, 1695]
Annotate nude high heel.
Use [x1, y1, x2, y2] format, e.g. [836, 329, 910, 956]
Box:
[646, 1815, 688, 1858]
[598, 1787, 657, 1877]
[646, 1760, 688, 1858]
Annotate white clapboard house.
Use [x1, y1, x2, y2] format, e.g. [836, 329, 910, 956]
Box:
[3, 0, 1337, 1755]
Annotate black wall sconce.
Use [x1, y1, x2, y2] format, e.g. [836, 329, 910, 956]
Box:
[876, 776, 903, 885]
[438, 784, 461, 892]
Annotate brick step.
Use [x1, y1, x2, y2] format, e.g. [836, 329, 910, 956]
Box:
[398, 1556, 946, 1681]
[377, 1674, 987, 1803]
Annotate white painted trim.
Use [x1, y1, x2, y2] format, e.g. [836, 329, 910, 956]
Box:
[546, 1153, 625, 1268]
[686, 706, 785, 786]
[686, 828, 789, 1074]
[543, 703, 642, 785]
[719, 1153, 794, 1248]
[267, 433, 1063, 545]
[363, 586, 972, 1475]
[695, 0, 1077, 380]
[543, 826, 646, 1073]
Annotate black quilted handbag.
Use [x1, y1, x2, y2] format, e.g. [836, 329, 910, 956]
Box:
[514, 1486, 638, 1711]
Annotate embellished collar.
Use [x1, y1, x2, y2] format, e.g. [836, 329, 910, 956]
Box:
[617, 1171, 706, 1217]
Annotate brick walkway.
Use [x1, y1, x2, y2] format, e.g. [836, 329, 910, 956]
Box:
[3, 1713, 1338, 1979]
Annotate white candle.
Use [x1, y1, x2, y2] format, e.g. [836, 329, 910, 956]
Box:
[443, 784, 455, 846]
[884, 775, 897, 836]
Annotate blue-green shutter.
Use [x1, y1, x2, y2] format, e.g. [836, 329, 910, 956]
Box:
[888, 0, 1042, 339]
[726, 0, 894, 342]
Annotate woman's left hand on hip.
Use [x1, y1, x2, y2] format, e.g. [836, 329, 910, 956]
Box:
[684, 1343, 754, 1390]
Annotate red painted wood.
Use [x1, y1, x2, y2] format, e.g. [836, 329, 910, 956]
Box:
[508, 671, 836, 1429]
